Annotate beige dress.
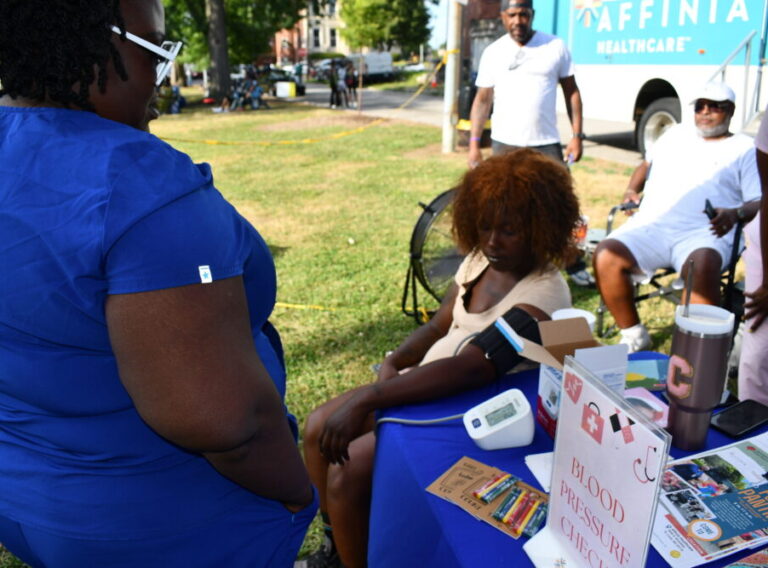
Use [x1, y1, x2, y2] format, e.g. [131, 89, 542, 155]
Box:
[421, 252, 571, 366]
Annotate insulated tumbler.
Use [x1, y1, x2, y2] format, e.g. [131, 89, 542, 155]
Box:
[666, 304, 734, 451]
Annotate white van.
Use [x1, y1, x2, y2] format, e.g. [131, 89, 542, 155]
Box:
[346, 52, 394, 83]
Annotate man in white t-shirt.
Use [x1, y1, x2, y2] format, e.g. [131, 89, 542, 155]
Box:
[593, 82, 761, 352]
[468, 0, 589, 285]
[467, 0, 584, 168]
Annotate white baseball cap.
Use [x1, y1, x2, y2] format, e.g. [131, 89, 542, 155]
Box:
[690, 82, 736, 104]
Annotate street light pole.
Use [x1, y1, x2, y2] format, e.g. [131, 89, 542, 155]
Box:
[442, 0, 464, 153]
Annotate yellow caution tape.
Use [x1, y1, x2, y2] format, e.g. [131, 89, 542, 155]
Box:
[441, 49, 460, 64]
[162, 118, 387, 147]
[160, 60, 447, 147]
[275, 301, 337, 311]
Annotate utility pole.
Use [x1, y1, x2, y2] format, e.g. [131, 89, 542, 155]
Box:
[442, 0, 464, 153]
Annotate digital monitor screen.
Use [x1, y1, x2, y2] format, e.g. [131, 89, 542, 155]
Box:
[486, 402, 517, 427]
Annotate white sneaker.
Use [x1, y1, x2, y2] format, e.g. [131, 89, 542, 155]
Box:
[569, 269, 595, 287]
[619, 324, 652, 353]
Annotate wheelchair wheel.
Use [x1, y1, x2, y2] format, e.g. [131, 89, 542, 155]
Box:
[409, 188, 464, 302]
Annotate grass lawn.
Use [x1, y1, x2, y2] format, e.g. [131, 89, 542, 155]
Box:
[0, 93, 686, 566]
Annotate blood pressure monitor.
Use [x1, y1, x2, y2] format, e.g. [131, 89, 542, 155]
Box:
[463, 389, 534, 450]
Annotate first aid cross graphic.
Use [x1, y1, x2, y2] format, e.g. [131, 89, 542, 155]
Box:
[586, 413, 598, 433]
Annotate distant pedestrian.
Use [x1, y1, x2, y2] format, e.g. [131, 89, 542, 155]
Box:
[346, 62, 358, 107]
[328, 61, 339, 109]
[337, 63, 349, 108]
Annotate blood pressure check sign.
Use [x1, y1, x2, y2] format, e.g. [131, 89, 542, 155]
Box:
[581, 402, 605, 444]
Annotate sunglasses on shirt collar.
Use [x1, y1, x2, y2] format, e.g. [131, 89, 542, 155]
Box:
[110, 26, 183, 86]
[508, 50, 526, 70]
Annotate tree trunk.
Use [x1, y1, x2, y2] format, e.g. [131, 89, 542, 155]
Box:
[206, 0, 230, 101]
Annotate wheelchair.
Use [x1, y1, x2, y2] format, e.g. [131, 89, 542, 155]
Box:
[401, 188, 465, 324]
[594, 202, 745, 339]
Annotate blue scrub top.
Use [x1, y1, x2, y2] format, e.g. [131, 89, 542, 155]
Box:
[0, 106, 295, 539]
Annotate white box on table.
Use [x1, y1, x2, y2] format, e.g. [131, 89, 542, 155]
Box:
[508, 317, 627, 438]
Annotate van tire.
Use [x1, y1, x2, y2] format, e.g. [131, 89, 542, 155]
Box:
[637, 97, 681, 157]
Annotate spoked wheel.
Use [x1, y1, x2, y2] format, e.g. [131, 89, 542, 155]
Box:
[402, 188, 465, 322]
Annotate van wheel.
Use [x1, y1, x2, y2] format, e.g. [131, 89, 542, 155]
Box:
[636, 97, 681, 157]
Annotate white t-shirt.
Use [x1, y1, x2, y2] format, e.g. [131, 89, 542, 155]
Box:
[475, 31, 574, 146]
[629, 124, 760, 229]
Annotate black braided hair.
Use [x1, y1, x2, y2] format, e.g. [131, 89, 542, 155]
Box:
[0, 0, 128, 111]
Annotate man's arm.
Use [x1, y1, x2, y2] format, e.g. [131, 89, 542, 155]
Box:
[709, 200, 760, 238]
[560, 75, 584, 163]
[468, 86, 494, 168]
[622, 160, 650, 209]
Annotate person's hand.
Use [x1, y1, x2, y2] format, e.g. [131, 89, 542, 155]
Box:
[621, 188, 641, 215]
[318, 394, 370, 465]
[709, 208, 738, 238]
[563, 137, 583, 163]
[376, 358, 399, 382]
[745, 284, 768, 332]
[467, 146, 483, 169]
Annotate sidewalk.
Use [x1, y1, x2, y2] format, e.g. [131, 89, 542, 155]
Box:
[288, 83, 643, 166]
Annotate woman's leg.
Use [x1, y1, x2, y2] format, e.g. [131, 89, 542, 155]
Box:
[326, 431, 376, 568]
[302, 391, 375, 566]
[303, 390, 374, 514]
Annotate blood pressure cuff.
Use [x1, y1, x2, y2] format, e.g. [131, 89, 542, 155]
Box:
[469, 307, 541, 378]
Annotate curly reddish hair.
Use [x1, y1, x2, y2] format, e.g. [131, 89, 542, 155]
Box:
[452, 148, 580, 268]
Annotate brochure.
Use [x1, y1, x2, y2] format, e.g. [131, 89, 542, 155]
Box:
[626, 357, 669, 391]
[624, 386, 669, 428]
[725, 544, 768, 566]
[651, 433, 768, 567]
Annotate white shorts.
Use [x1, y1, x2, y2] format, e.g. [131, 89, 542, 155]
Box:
[608, 221, 733, 281]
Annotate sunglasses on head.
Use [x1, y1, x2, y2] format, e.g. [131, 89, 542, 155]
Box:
[694, 100, 731, 113]
[110, 26, 183, 86]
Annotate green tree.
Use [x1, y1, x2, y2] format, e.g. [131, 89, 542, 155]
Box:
[162, 0, 308, 98]
[341, 0, 432, 53]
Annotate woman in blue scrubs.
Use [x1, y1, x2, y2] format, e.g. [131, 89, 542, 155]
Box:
[0, 1, 316, 566]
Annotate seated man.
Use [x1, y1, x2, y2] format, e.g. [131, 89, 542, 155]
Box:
[593, 82, 760, 352]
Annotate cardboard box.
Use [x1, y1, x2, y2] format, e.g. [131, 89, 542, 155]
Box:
[501, 317, 626, 438]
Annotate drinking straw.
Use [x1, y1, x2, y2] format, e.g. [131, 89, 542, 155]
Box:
[683, 258, 694, 318]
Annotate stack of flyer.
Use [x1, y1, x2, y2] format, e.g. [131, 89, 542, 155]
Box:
[652, 432, 768, 567]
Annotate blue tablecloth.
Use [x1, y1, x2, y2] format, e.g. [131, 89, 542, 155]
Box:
[368, 353, 768, 567]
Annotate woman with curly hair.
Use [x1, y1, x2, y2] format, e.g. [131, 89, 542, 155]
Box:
[299, 148, 581, 568]
[0, 0, 315, 566]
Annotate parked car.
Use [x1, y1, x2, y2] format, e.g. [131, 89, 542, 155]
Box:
[312, 58, 335, 82]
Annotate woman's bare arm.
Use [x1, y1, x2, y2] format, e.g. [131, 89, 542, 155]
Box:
[106, 276, 313, 508]
[378, 283, 459, 380]
[320, 303, 547, 464]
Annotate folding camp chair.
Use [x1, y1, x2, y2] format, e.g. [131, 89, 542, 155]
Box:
[594, 202, 745, 338]
[401, 188, 465, 324]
